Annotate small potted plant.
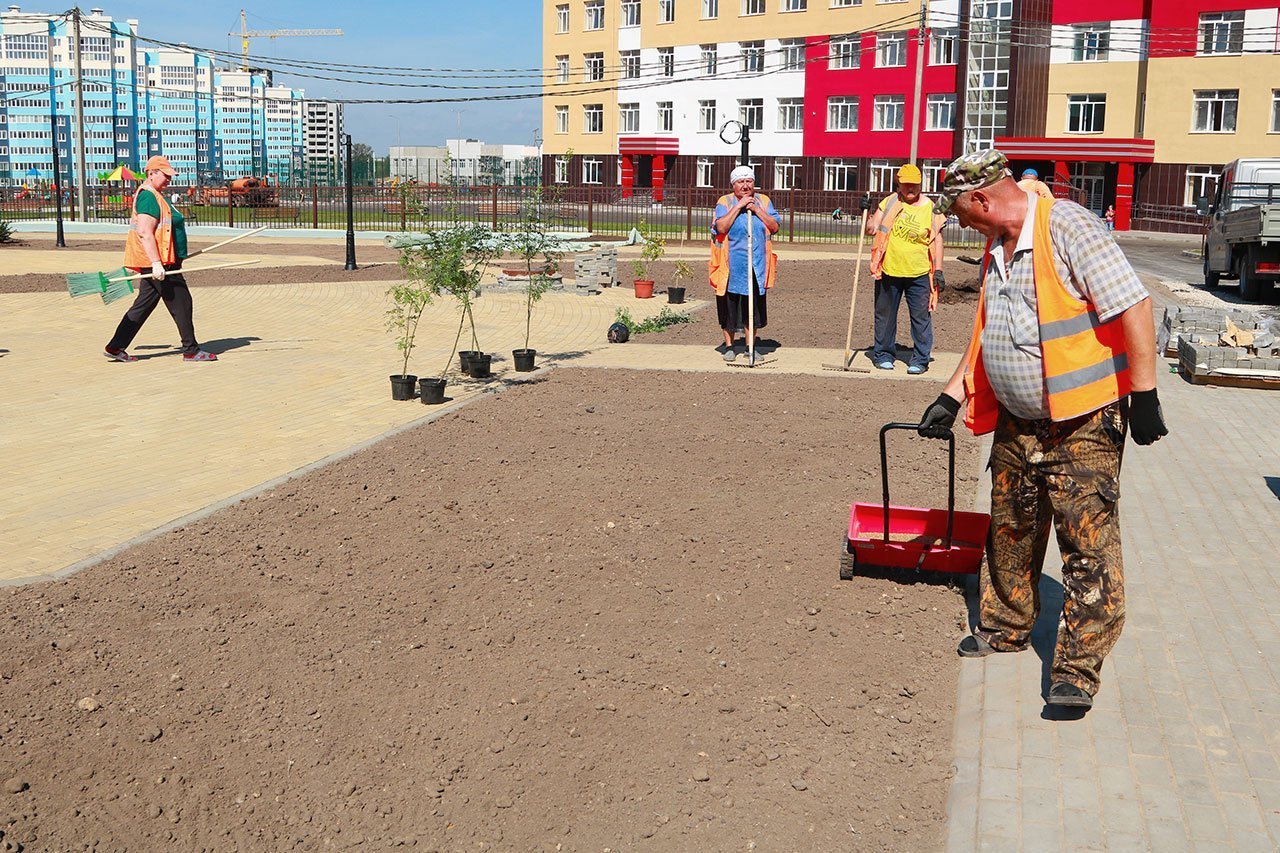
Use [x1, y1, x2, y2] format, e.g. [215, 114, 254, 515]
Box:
[631, 218, 664, 299]
[385, 260, 437, 401]
[668, 259, 692, 304]
[509, 188, 563, 371]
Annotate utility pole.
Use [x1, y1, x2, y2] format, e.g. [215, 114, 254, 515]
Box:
[907, 0, 928, 166]
[71, 7, 88, 221]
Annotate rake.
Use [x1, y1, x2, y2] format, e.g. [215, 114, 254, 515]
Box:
[98, 259, 262, 305]
[822, 196, 873, 373]
[66, 226, 269, 299]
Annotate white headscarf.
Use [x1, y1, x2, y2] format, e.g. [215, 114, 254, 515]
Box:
[729, 165, 756, 184]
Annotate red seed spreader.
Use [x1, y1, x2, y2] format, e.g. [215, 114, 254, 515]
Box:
[840, 422, 991, 579]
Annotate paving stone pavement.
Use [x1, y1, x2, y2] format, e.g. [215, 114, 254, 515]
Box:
[945, 347, 1280, 850]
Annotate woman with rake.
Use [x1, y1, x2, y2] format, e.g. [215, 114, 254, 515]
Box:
[710, 166, 779, 366]
[104, 156, 217, 363]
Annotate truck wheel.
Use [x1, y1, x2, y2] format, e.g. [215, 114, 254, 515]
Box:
[1239, 249, 1262, 302]
[1203, 257, 1220, 289]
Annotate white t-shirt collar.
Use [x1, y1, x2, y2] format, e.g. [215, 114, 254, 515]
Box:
[986, 190, 1038, 284]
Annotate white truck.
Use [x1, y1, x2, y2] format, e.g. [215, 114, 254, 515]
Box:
[1198, 158, 1280, 301]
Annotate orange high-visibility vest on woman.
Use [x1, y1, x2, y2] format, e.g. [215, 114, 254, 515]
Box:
[123, 185, 176, 269]
[708, 193, 778, 297]
[963, 197, 1131, 435]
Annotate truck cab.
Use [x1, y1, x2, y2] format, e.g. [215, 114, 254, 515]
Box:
[1200, 158, 1280, 301]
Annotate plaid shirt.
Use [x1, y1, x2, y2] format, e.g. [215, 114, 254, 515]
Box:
[981, 194, 1148, 420]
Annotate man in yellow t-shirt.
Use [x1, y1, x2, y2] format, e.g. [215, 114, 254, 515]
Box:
[865, 163, 944, 374]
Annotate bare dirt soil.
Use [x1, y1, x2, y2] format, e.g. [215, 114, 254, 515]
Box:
[0, 367, 977, 851]
[639, 259, 982, 355]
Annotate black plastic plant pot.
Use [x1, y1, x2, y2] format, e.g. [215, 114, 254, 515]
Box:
[419, 377, 447, 405]
[467, 353, 493, 379]
[458, 350, 480, 372]
[390, 374, 418, 401]
[668, 286, 686, 304]
[513, 348, 536, 372]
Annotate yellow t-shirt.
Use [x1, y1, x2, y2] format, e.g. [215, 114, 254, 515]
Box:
[878, 195, 934, 279]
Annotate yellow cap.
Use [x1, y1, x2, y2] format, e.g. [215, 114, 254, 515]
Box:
[897, 163, 922, 184]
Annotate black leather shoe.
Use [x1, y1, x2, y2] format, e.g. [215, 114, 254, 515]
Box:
[1047, 682, 1093, 708]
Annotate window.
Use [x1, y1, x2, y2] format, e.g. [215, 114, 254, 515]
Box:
[703, 0, 719, 17]
[739, 98, 763, 131]
[780, 38, 805, 71]
[657, 101, 674, 132]
[1071, 24, 1110, 62]
[824, 158, 857, 191]
[1193, 89, 1238, 132]
[877, 32, 907, 67]
[702, 45, 718, 75]
[1067, 94, 1106, 133]
[659, 0, 676, 22]
[782, 0, 807, 9]
[870, 159, 897, 192]
[1184, 165, 1220, 207]
[699, 99, 718, 131]
[922, 160, 945, 192]
[742, 0, 765, 15]
[778, 98, 804, 131]
[927, 94, 956, 130]
[1273, 90, 1280, 133]
[582, 158, 602, 184]
[741, 41, 765, 72]
[556, 55, 569, 83]
[659, 47, 675, 77]
[931, 28, 958, 65]
[583, 103, 603, 133]
[827, 96, 858, 130]
[554, 158, 568, 183]
[1200, 11, 1244, 55]
[831, 0, 860, 5]
[621, 0, 640, 26]
[775, 159, 800, 190]
[874, 95, 905, 130]
[555, 105, 569, 133]
[829, 36, 859, 69]
[584, 53, 605, 81]
[697, 158, 715, 187]
[555, 4, 569, 32]
[585, 0, 605, 30]
[619, 103, 640, 133]
[621, 50, 640, 79]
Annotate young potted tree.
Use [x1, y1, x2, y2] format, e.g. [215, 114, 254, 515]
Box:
[509, 187, 564, 371]
[668, 259, 692, 304]
[386, 249, 440, 401]
[631, 218, 664, 299]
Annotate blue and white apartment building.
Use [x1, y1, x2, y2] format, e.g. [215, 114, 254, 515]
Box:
[0, 6, 309, 187]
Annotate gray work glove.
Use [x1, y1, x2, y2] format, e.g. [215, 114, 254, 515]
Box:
[918, 393, 961, 439]
[150, 261, 166, 282]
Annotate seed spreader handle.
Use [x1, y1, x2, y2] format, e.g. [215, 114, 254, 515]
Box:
[878, 422, 956, 549]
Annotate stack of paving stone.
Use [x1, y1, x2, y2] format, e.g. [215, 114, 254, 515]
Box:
[491, 270, 564, 294]
[1169, 306, 1280, 380]
[572, 249, 618, 295]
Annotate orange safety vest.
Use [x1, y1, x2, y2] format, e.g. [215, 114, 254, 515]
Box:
[963, 197, 1131, 435]
[870, 194, 943, 311]
[123, 184, 176, 269]
[1017, 178, 1054, 200]
[708, 193, 778, 297]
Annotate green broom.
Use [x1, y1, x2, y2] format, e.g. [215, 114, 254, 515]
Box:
[97, 259, 262, 305]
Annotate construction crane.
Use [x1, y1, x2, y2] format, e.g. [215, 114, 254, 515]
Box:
[231, 9, 342, 70]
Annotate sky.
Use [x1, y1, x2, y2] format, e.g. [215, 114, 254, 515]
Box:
[93, 0, 545, 154]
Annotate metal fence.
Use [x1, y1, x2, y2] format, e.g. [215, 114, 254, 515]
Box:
[1130, 203, 1209, 236]
[0, 184, 991, 247]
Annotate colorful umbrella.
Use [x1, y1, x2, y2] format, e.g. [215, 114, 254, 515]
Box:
[103, 165, 140, 182]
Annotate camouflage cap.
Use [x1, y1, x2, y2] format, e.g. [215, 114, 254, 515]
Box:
[938, 149, 1010, 214]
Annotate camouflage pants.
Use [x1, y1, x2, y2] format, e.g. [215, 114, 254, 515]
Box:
[976, 403, 1127, 696]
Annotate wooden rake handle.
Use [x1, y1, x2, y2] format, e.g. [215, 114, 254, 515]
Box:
[842, 208, 870, 365]
[106, 259, 261, 284]
[186, 226, 269, 258]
